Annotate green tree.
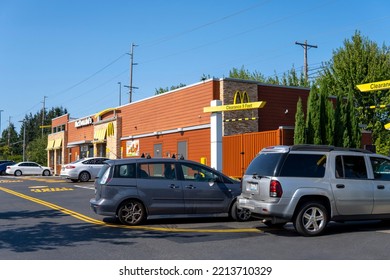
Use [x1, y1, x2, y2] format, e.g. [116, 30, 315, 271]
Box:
[294, 97, 305, 144]
[26, 136, 47, 165]
[306, 86, 322, 144]
[318, 31, 390, 151]
[155, 83, 187, 95]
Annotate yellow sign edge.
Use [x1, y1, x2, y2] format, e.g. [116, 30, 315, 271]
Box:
[204, 101, 266, 113]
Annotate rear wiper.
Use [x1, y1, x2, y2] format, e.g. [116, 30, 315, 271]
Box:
[252, 173, 270, 179]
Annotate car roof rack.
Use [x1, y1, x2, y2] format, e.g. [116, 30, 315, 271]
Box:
[290, 144, 373, 154]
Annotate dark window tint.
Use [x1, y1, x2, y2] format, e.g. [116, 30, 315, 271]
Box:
[180, 162, 222, 182]
[370, 157, 390, 181]
[137, 163, 176, 180]
[113, 163, 136, 178]
[335, 155, 367, 179]
[279, 154, 327, 178]
[245, 153, 284, 176]
[94, 158, 108, 164]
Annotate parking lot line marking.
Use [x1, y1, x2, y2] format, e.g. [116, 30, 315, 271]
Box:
[0, 186, 262, 234]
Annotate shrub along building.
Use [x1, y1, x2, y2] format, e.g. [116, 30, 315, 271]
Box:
[47, 78, 310, 177]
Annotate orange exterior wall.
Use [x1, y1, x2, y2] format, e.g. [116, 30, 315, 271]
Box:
[120, 81, 216, 138]
[121, 129, 210, 163]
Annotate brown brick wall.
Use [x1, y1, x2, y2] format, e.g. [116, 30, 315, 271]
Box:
[258, 84, 309, 131]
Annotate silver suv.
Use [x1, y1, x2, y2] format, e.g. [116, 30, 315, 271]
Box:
[237, 145, 390, 236]
[90, 157, 251, 225]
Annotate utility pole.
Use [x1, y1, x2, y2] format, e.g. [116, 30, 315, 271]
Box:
[128, 43, 138, 103]
[19, 120, 26, 161]
[42, 96, 47, 137]
[7, 116, 11, 147]
[295, 40, 317, 82]
[118, 82, 122, 106]
[0, 109, 3, 135]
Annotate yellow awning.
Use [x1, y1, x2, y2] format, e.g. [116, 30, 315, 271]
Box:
[46, 140, 55, 150]
[94, 127, 107, 142]
[53, 139, 62, 149]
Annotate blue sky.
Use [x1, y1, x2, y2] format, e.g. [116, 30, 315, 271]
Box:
[1, 0, 390, 133]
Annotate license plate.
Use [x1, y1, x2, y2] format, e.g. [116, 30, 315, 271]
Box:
[246, 183, 258, 192]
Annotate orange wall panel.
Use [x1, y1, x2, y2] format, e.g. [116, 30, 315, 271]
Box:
[121, 129, 210, 164]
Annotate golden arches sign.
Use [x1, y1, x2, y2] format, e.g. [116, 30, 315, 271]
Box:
[233, 90, 250, 104]
[203, 90, 266, 113]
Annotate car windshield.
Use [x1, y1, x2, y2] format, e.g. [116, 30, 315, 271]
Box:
[245, 152, 285, 176]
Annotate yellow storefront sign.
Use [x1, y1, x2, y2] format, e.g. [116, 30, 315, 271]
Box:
[204, 101, 266, 113]
[203, 90, 266, 113]
[356, 80, 390, 92]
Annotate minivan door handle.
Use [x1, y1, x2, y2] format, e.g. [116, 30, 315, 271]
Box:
[336, 184, 345, 189]
[377, 185, 385, 190]
[185, 185, 196, 189]
[169, 184, 180, 189]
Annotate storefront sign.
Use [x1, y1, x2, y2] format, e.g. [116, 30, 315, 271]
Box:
[357, 80, 390, 92]
[75, 117, 93, 128]
[203, 90, 266, 113]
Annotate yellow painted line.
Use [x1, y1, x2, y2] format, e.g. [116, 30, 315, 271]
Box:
[0, 186, 262, 234]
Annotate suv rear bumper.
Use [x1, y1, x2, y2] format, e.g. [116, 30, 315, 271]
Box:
[237, 196, 292, 221]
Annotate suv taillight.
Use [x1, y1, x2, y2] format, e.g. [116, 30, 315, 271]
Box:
[270, 180, 283, 198]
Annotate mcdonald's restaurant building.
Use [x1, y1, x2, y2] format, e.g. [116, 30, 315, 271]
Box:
[47, 78, 310, 177]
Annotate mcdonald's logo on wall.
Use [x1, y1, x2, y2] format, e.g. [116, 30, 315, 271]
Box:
[233, 90, 250, 104]
[203, 90, 266, 113]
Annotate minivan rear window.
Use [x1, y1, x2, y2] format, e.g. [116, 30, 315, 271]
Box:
[245, 153, 285, 176]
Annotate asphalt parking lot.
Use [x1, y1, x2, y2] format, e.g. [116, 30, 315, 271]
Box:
[0, 175, 265, 233]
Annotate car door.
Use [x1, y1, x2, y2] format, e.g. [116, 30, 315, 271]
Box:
[179, 162, 233, 214]
[90, 158, 108, 179]
[18, 163, 30, 175]
[29, 162, 42, 175]
[136, 162, 184, 215]
[330, 154, 374, 215]
[369, 156, 390, 214]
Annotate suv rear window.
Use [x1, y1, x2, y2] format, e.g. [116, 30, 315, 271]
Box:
[245, 153, 285, 176]
[279, 154, 326, 178]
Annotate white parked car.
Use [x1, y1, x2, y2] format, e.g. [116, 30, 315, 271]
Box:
[60, 157, 109, 182]
[6, 162, 53, 176]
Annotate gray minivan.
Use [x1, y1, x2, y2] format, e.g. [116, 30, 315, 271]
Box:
[90, 157, 250, 225]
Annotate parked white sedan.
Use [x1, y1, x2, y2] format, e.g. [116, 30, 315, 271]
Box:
[60, 157, 109, 182]
[6, 162, 53, 176]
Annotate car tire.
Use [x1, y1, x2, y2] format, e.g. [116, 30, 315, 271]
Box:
[79, 171, 90, 182]
[42, 170, 51, 176]
[117, 200, 146, 226]
[294, 201, 329, 237]
[230, 201, 251, 222]
[14, 170, 22, 176]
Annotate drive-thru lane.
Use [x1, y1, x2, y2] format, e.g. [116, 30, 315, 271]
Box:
[0, 176, 264, 233]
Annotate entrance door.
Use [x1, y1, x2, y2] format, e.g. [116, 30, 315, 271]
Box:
[154, 143, 162, 158]
[178, 141, 187, 160]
